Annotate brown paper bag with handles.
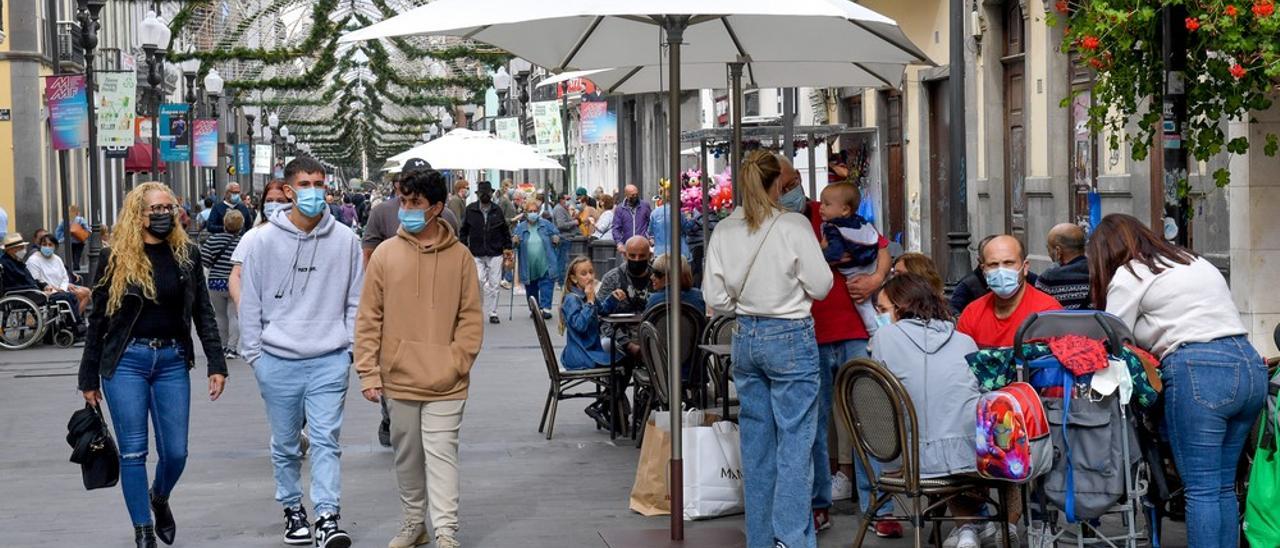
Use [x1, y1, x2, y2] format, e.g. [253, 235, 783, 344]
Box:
[628, 411, 720, 516]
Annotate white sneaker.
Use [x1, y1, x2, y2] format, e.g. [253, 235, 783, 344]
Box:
[830, 472, 853, 501]
[514, 286, 526, 296]
[955, 526, 981, 548]
[978, 522, 1018, 546]
[500, 281, 512, 290]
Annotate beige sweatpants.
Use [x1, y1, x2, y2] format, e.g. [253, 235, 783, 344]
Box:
[389, 398, 466, 536]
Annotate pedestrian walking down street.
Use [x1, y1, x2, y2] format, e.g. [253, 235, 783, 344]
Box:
[610, 185, 652, 254]
[77, 181, 228, 548]
[458, 180, 512, 325]
[703, 150, 832, 548]
[205, 182, 255, 235]
[513, 200, 560, 319]
[1090, 213, 1267, 548]
[551, 192, 579, 285]
[200, 210, 243, 361]
[238, 157, 363, 548]
[356, 168, 483, 548]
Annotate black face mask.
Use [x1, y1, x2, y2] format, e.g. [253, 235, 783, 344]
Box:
[627, 196, 639, 207]
[478, 192, 493, 204]
[626, 259, 651, 278]
[146, 213, 174, 239]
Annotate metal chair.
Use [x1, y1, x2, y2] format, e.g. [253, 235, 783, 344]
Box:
[632, 322, 670, 448]
[641, 302, 708, 403]
[701, 315, 738, 420]
[835, 357, 1013, 548]
[528, 296, 613, 440]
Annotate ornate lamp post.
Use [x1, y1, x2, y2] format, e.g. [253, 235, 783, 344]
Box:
[267, 111, 280, 175]
[76, 0, 106, 280]
[245, 113, 256, 194]
[180, 53, 200, 202]
[492, 66, 512, 116]
[203, 68, 224, 197]
[138, 11, 170, 181]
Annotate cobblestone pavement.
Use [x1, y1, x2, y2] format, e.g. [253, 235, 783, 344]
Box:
[0, 289, 1186, 547]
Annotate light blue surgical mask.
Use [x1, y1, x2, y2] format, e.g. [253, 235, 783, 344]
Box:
[984, 267, 1023, 299]
[779, 185, 807, 213]
[264, 202, 287, 219]
[293, 187, 326, 217]
[39, 246, 55, 258]
[874, 313, 893, 329]
[526, 212, 539, 222]
[398, 208, 427, 233]
[229, 193, 242, 205]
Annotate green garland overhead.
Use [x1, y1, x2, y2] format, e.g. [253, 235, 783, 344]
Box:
[170, 0, 344, 65]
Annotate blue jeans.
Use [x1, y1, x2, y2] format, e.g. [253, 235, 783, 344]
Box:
[733, 316, 820, 548]
[811, 338, 891, 515]
[1163, 335, 1267, 548]
[554, 238, 571, 285]
[253, 349, 351, 514]
[101, 342, 190, 527]
[525, 276, 554, 310]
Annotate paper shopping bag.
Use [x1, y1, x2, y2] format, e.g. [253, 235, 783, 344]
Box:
[629, 417, 673, 516]
[682, 420, 745, 520]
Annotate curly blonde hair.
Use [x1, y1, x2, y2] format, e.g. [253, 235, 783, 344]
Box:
[101, 182, 192, 314]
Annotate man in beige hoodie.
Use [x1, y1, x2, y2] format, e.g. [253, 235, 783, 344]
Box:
[355, 168, 483, 548]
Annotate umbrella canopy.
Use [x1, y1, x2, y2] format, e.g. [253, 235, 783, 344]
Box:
[339, 0, 928, 68]
[383, 128, 564, 172]
[538, 61, 908, 94]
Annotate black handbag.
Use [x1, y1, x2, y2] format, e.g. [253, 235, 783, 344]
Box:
[66, 404, 119, 490]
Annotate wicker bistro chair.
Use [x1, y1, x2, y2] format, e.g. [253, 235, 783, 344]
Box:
[835, 358, 1014, 548]
[529, 296, 613, 440]
[701, 315, 738, 420]
[632, 322, 671, 448]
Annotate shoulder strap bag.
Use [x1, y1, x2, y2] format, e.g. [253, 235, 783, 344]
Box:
[726, 213, 783, 304]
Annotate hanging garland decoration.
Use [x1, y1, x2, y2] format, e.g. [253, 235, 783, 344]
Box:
[169, 0, 344, 64]
[362, 40, 493, 93]
[226, 40, 343, 91]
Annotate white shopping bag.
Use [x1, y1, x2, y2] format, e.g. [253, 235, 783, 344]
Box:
[682, 420, 744, 520]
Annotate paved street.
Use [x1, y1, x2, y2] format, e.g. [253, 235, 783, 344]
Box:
[0, 288, 1186, 547]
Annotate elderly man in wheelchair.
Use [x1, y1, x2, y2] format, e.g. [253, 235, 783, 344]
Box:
[0, 233, 85, 349]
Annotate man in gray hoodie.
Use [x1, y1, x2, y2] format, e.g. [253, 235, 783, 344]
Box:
[239, 156, 363, 548]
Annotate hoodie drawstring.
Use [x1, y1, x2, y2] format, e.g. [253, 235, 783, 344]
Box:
[275, 232, 305, 299]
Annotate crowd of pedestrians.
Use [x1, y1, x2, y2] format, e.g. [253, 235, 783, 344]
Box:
[55, 144, 1271, 548]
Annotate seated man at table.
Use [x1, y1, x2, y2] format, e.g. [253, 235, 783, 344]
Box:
[596, 235, 653, 358]
[957, 234, 1062, 348]
[645, 254, 706, 314]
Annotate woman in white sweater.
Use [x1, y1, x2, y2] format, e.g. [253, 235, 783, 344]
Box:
[1088, 213, 1266, 548]
[703, 150, 832, 548]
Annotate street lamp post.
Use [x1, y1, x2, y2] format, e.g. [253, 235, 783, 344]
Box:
[139, 11, 170, 182]
[180, 55, 199, 203]
[267, 111, 280, 178]
[77, 0, 106, 281]
[204, 68, 224, 198]
[492, 67, 512, 117]
[245, 113, 256, 195]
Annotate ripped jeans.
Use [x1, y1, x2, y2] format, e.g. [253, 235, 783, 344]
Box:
[101, 341, 191, 526]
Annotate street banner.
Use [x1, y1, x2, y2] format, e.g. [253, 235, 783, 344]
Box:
[578, 101, 616, 145]
[253, 144, 273, 175]
[45, 74, 88, 150]
[236, 144, 252, 174]
[531, 100, 564, 156]
[136, 116, 154, 142]
[96, 71, 137, 146]
[495, 117, 522, 144]
[159, 103, 190, 162]
[193, 119, 218, 167]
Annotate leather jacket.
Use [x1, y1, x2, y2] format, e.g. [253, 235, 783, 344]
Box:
[459, 201, 512, 258]
[77, 245, 228, 391]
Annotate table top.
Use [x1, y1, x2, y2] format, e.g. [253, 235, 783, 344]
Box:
[699, 344, 732, 357]
[600, 314, 644, 325]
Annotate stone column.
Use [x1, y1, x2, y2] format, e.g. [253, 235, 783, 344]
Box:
[1228, 98, 1280, 355]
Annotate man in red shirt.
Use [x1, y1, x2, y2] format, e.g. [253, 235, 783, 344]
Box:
[957, 235, 1062, 348]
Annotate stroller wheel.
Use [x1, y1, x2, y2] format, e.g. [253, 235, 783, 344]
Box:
[54, 329, 75, 348]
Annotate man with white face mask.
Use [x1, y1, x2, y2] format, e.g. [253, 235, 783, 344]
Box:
[956, 235, 1062, 348]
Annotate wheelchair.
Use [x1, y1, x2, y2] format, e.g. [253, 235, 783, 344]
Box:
[0, 286, 84, 351]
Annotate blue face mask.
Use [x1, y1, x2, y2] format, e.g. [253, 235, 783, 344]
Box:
[398, 208, 428, 234]
[264, 202, 287, 219]
[526, 212, 540, 222]
[875, 313, 893, 329]
[293, 187, 326, 217]
[984, 267, 1023, 299]
[39, 246, 55, 258]
[229, 193, 242, 205]
[779, 185, 807, 213]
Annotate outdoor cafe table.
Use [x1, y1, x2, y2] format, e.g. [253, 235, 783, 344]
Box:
[600, 313, 644, 440]
[699, 344, 733, 420]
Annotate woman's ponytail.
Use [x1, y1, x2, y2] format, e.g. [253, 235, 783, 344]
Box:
[739, 150, 782, 231]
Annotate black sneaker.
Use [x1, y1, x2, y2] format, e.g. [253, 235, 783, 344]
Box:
[282, 506, 311, 545]
[314, 512, 351, 548]
[489, 315, 500, 324]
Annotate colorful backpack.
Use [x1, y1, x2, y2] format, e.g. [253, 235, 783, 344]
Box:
[976, 382, 1052, 482]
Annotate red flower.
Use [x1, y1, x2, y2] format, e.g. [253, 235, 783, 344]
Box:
[1185, 17, 1201, 31]
[1055, 0, 1069, 13]
[1231, 63, 1247, 79]
[1089, 57, 1104, 69]
[1081, 35, 1100, 50]
[1254, 1, 1274, 17]
[1226, 4, 1239, 16]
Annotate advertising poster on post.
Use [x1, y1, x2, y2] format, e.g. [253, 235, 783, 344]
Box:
[531, 100, 564, 156]
[159, 103, 190, 162]
[578, 101, 616, 145]
[96, 71, 137, 146]
[193, 119, 219, 167]
[495, 117, 521, 144]
[254, 144, 273, 175]
[236, 144, 252, 175]
[45, 74, 88, 150]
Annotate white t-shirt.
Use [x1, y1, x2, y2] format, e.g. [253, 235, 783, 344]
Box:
[26, 252, 70, 291]
[1105, 256, 1246, 358]
[231, 224, 265, 265]
[702, 208, 832, 319]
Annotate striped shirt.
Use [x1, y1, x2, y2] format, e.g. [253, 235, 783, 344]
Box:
[200, 232, 241, 282]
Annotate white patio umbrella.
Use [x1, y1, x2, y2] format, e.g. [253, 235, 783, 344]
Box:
[536, 61, 909, 94]
[343, 3, 926, 541]
[383, 128, 564, 172]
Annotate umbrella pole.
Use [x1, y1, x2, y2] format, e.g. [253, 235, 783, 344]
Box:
[729, 61, 744, 206]
[700, 138, 710, 260]
[660, 14, 689, 542]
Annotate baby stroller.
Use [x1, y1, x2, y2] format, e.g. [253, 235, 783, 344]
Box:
[1012, 311, 1147, 548]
